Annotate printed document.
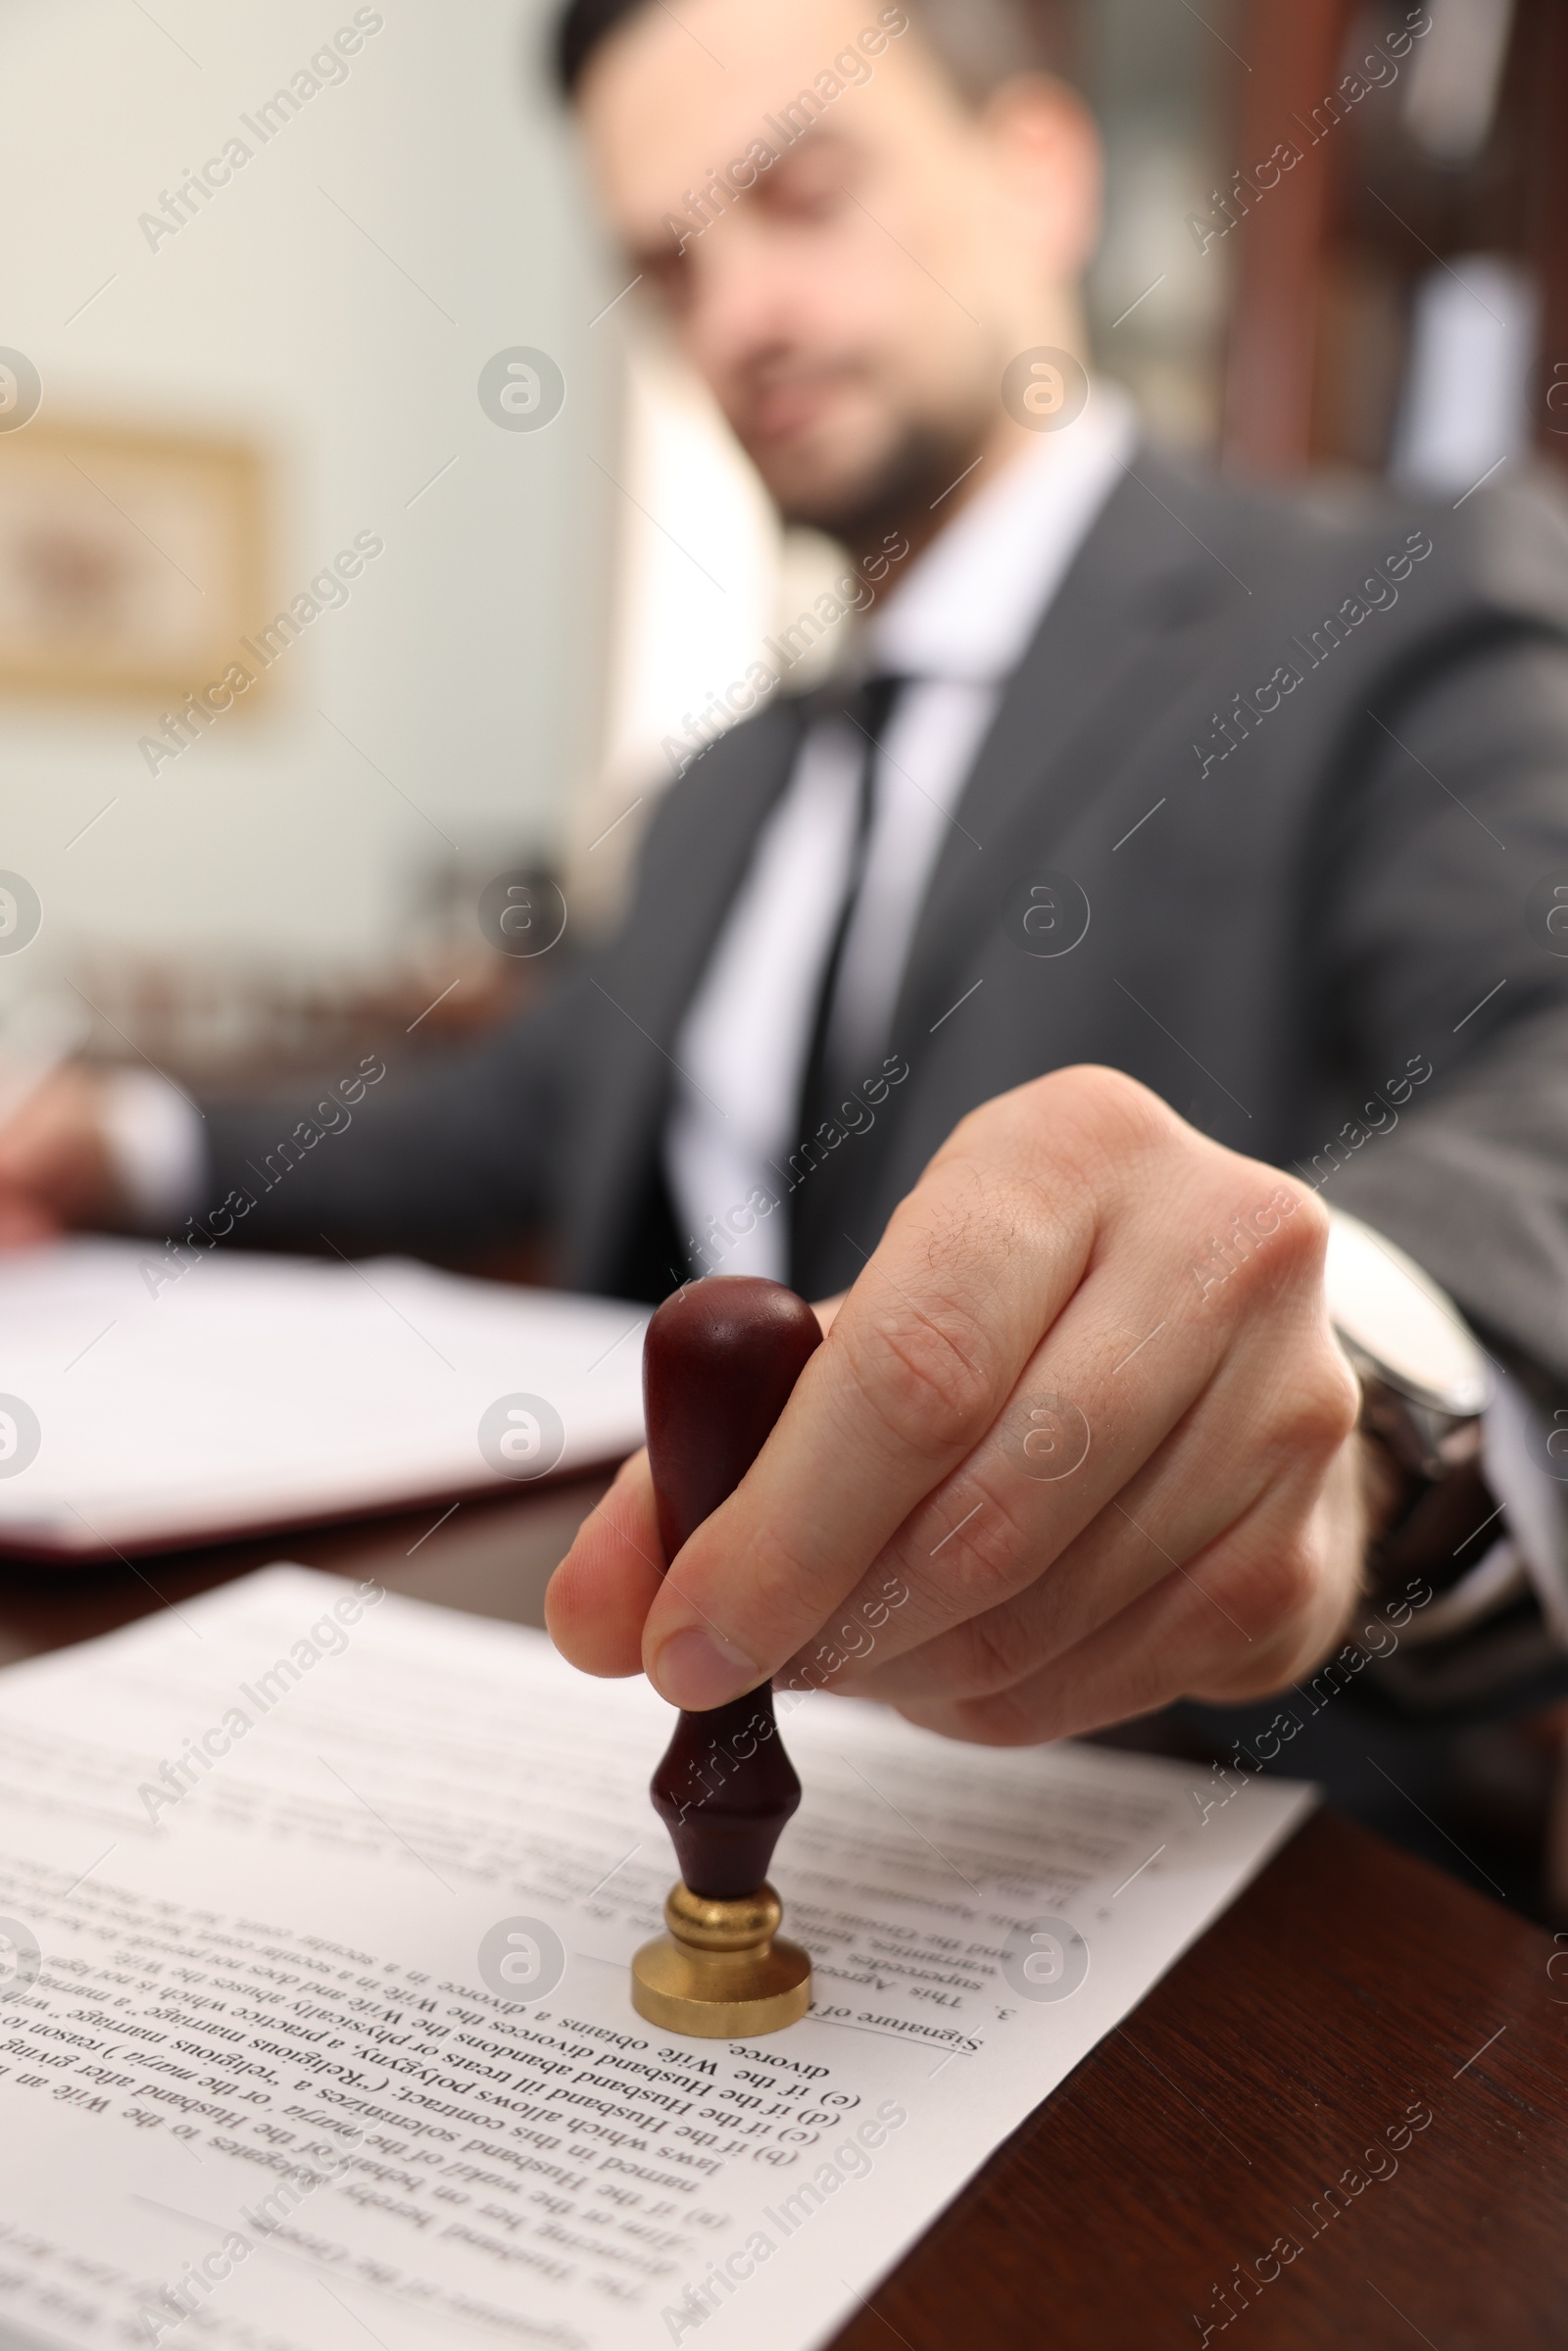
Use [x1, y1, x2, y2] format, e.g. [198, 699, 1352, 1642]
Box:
[0, 1240, 648, 1555]
[0, 1568, 1314, 2351]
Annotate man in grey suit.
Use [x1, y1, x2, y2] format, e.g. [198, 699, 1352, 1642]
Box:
[5, 0, 1568, 1800]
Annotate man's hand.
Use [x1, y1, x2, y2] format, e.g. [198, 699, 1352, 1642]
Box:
[546, 1067, 1368, 1745]
[0, 1067, 121, 1246]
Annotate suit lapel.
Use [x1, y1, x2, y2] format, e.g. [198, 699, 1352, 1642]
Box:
[888, 450, 1245, 1048]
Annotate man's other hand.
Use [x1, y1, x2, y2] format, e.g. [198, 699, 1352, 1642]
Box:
[0, 1067, 121, 1246]
[546, 1067, 1368, 1745]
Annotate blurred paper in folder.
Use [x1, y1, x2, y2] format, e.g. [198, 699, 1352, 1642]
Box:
[0, 1239, 647, 1558]
[0, 420, 264, 702]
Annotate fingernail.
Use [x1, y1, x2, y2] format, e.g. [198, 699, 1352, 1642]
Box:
[651, 1625, 759, 1711]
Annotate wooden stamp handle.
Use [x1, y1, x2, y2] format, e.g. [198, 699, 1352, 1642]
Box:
[643, 1278, 820, 1898]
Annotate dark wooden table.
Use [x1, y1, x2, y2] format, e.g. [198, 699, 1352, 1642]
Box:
[3, 1481, 1565, 2349]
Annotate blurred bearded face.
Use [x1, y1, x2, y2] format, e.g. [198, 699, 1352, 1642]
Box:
[576, 0, 1098, 543]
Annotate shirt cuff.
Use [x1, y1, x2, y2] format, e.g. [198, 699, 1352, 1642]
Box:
[99, 1068, 209, 1228]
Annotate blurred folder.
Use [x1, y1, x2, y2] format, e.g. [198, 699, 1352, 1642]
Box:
[0, 1239, 647, 1559]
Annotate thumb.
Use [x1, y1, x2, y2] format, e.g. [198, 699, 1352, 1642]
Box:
[545, 1446, 665, 1677]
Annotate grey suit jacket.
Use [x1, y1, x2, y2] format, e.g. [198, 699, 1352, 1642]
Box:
[205, 445, 1568, 1402]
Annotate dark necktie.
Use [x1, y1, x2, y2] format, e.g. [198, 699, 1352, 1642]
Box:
[787, 671, 907, 1289]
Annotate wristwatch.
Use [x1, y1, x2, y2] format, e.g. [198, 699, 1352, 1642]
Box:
[1323, 1209, 1497, 1599]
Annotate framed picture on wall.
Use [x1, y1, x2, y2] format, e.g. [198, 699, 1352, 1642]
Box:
[0, 420, 266, 703]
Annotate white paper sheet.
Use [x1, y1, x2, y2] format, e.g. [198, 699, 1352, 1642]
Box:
[0, 1569, 1315, 2351]
[0, 1239, 648, 1554]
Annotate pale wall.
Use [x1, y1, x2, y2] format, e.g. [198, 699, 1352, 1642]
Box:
[0, 0, 619, 994]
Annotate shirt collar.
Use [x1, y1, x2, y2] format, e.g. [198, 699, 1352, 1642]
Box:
[865, 380, 1139, 684]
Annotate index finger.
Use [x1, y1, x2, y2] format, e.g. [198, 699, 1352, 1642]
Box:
[640, 1089, 1101, 1710]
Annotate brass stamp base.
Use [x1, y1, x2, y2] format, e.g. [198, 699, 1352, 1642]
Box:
[631, 1880, 810, 2038]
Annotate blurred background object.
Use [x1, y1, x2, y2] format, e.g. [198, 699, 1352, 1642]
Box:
[0, 422, 264, 700]
[2, 0, 1563, 1069]
[0, 0, 618, 1053]
[1220, 0, 1566, 487]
